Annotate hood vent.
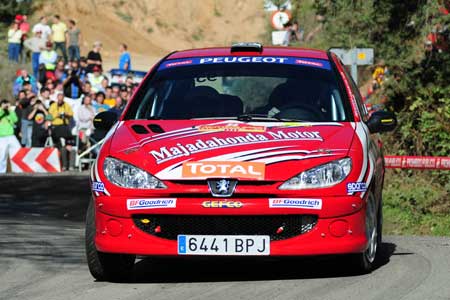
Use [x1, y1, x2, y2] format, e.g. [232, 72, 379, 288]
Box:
[131, 124, 149, 134]
[148, 124, 165, 133]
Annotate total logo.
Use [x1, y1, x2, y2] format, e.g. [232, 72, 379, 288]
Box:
[202, 200, 243, 208]
[182, 161, 265, 180]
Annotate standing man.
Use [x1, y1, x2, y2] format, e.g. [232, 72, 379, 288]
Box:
[32, 16, 52, 41]
[51, 15, 68, 63]
[87, 41, 103, 73]
[0, 100, 21, 173]
[118, 43, 131, 71]
[7, 22, 22, 62]
[24, 30, 46, 78]
[66, 19, 81, 61]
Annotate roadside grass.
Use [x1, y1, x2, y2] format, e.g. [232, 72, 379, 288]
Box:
[383, 169, 450, 236]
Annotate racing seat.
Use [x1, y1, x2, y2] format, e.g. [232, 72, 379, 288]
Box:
[217, 94, 243, 117]
[182, 86, 221, 119]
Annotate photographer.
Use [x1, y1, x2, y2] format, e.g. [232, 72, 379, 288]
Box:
[49, 93, 75, 171]
[0, 99, 21, 173]
[27, 98, 49, 147]
[62, 59, 85, 99]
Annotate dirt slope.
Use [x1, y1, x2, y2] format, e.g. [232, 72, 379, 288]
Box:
[38, 0, 266, 70]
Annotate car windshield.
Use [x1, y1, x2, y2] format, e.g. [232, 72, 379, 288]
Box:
[124, 57, 352, 122]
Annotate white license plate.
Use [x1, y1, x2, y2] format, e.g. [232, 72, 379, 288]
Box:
[177, 235, 270, 256]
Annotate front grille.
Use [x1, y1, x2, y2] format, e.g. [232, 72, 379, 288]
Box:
[133, 215, 317, 241]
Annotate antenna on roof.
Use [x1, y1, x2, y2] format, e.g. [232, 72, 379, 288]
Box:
[231, 42, 263, 53]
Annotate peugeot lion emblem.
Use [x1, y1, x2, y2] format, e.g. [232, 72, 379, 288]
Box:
[207, 179, 238, 197]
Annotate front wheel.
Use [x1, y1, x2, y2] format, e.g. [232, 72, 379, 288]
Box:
[349, 191, 379, 274]
[85, 200, 136, 282]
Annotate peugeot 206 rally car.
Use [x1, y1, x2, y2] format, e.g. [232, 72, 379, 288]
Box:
[86, 43, 397, 281]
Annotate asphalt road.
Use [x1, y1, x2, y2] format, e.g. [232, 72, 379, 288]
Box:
[1, 175, 449, 300]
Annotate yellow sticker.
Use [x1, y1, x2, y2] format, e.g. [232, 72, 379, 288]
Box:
[357, 52, 366, 60]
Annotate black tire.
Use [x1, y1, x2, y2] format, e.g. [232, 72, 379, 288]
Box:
[85, 200, 136, 282]
[349, 192, 379, 274]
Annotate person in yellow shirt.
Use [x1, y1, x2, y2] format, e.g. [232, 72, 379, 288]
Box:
[49, 93, 75, 170]
[51, 15, 68, 63]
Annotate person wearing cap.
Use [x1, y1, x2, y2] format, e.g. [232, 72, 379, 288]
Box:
[39, 41, 58, 71]
[13, 69, 37, 97]
[7, 22, 22, 62]
[87, 41, 103, 73]
[32, 16, 52, 41]
[24, 30, 46, 78]
[87, 65, 105, 93]
[0, 99, 21, 173]
[51, 15, 68, 63]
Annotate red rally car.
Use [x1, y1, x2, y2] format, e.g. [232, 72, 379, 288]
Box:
[85, 43, 397, 281]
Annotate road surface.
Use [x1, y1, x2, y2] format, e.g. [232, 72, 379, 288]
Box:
[0, 175, 449, 300]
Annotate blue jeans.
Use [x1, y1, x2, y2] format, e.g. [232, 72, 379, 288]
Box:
[21, 119, 33, 147]
[8, 43, 21, 62]
[68, 45, 80, 61]
[54, 42, 67, 62]
[32, 52, 40, 78]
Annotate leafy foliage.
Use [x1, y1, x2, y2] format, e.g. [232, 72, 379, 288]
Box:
[0, 0, 33, 23]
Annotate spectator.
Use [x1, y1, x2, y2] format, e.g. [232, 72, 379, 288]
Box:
[87, 41, 103, 73]
[39, 41, 58, 72]
[103, 86, 116, 108]
[27, 98, 49, 147]
[24, 30, 46, 78]
[13, 70, 37, 97]
[79, 56, 88, 73]
[93, 92, 110, 113]
[51, 15, 68, 63]
[39, 87, 52, 108]
[62, 59, 84, 99]
[8, 22, 22, 62]
[0, 99, 21, 173]
[119, 43, 131, 71]
[18, 15, 30, 63]
[109, 96, 124, 116]
[82, 81, 93, 96]
[32, 16, 52, 41]
[76, 94, 95, 134]
[119, 85, 130, 103]
[66, 20, 81, 61]
[54, 59, 66, 82]
[49, 93, 75, 171]
[87, 65, 105, 92]
[19, 96, 33, 147]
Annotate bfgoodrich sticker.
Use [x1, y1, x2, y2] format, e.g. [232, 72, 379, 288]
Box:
[127, 198, 177, 210]
[269, 198, 322, 209]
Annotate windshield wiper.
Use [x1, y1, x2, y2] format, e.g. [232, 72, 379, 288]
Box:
[236, 114, 307, 123]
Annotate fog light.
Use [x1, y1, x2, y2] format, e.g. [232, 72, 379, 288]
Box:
[106, 219, 123, 237]
[329, 220, 349, 237]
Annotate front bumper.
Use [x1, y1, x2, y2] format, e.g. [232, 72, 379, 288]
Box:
[93, 195, 369, 256]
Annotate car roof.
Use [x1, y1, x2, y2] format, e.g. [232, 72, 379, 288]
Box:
[166, 46, 329, 60]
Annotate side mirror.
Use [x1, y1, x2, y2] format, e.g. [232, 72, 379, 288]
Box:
[366, 110, 397, 133]
[93, 111, 118, 131]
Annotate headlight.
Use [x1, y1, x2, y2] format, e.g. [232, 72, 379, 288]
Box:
[103, 157, 167, 189]
[279, 157, 352, 190]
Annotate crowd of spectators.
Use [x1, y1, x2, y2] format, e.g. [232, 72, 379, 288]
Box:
[3, 14, 135, 172]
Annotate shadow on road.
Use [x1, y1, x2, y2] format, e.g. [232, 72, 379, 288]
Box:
[0, 175, 90, 222]
[130, 242, 397, 283]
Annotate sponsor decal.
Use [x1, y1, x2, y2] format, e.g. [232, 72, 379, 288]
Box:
[158, 56, 331, 71]
[346, 182, 367, 194]
[149, 129, 323, 164]
[202, 200, 243, 208]
[92, 181, 105, 192]
[198, 124, 266, 133]
[269, 198, 322, 209]
[127, 198, 177, 210]
[182, 161, 265, 180]
[295, 59, 324, 68]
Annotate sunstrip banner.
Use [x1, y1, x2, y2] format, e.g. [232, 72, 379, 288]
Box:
[158, 56, 331, 71]
[385, 155, 450, 170]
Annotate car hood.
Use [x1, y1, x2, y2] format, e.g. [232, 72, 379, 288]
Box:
[109, 120, 355, 181]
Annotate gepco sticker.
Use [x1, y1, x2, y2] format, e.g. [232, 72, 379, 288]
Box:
[347, 182, 367, 194]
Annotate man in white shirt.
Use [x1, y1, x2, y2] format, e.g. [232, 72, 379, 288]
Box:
[32, 16, 52, 41]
